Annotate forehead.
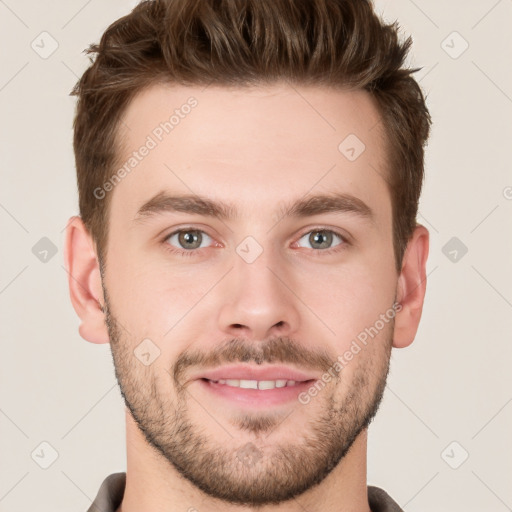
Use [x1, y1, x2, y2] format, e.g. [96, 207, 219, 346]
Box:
[110, 82, 390, 223]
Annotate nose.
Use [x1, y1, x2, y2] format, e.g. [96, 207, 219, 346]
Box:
[216, 245, 301, 341]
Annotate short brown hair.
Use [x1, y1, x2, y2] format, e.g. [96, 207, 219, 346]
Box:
[71, 0, 431, 271]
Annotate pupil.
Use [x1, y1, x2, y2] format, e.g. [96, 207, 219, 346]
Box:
[180, 230, 201, 249]
[311, 230, 331, 249]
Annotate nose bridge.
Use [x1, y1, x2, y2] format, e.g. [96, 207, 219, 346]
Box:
[216, 238, 301, 340]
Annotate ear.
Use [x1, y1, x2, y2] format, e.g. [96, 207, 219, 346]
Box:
[64, 216, 109, 344]
[393, 224, 429, 348]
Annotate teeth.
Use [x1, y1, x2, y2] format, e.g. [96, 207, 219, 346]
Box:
[210, 378, 300, 389]
[240, 379, 258, 389]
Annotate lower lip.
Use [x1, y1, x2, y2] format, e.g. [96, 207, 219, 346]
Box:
[197, 379, 316, 408]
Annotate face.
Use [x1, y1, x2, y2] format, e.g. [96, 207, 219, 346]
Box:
[101, 83, 399, 506]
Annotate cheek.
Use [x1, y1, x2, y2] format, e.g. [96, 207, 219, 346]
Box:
[289, 256, 397, 353]
[106, 247, 222, 341]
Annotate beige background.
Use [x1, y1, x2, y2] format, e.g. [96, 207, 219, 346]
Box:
[1, 0, 511, 510]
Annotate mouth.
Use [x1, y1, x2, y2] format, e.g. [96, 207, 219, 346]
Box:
[202, 378, 314, 390]
[191, 365, 319, 408]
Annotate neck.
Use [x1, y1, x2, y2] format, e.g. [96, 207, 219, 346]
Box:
[117, 410, 372, 512]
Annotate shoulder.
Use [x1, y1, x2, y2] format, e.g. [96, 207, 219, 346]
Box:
[368, 485, 404, 512]
[87, 472, 126, 512]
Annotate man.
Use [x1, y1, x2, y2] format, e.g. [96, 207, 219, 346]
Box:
[65, 0, 431, 510]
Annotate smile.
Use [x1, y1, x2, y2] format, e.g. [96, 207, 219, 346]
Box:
[206, 378, 308, 390]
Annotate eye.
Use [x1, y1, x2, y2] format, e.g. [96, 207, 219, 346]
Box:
[296, 229, 345, 250]
[165, 229, 213, 251]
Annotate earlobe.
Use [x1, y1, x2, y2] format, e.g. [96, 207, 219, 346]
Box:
[64, 216, 110, 344]
[393, 224, 430, 348]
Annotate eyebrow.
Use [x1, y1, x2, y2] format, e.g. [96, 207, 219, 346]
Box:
[133, 191, 375, 224]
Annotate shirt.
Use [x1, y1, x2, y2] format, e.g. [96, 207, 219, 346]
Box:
[87, 472, 404, 512]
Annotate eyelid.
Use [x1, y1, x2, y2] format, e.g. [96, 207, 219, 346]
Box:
[290, 228, 349, 257]
[163, 226, 219, 247]
[162, 223, 218, 239]
[293, 225, 351, 245]
[167, 230, 212, 248]
[161, 225, 351, 257]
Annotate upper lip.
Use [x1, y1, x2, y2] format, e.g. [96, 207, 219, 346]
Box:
[192, 364, 319, 383]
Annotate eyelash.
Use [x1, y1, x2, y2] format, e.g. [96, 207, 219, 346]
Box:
[161, 227, 350, 258]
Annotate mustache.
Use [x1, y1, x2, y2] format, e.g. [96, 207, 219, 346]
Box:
[173, 336, 336, 387]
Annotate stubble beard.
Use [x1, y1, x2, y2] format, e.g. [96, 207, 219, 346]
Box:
[104, 290, 392, 507]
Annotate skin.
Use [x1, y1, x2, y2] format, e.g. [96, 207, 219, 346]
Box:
[65, 83, 429, 512]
